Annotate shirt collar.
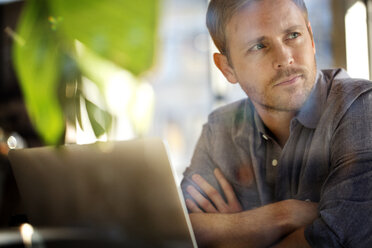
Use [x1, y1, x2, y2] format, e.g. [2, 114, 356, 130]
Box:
[253, 108, 267, 148]
[239, 69, 338, 147]
[254, 108, 267, 135]
[295, 70, 328, 129]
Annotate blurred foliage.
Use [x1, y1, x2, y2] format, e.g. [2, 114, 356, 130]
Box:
[12, 0, 159, 145]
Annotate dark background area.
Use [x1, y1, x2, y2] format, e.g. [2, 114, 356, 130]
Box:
[0, 0, 37, 228]
[0, 0, 42, 148]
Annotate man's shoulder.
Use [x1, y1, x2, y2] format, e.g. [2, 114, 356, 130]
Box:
[322, 68, 372, 94]
[318, 68, 372, 129]
[207, 98, 252, 126]
[320, 68, 372, 111]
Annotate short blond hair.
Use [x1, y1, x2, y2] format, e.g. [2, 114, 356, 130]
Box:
[207, 0, 309, 56]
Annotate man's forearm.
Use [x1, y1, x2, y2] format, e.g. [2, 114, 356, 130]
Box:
[189, 199, 318, 248]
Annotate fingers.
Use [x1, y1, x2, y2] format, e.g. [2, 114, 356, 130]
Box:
[191, 174, 228, 212]
[214, 168, 241, 207]
[187, 169, 243, 213]
[186, 185, 218, 213]
[185, 198, 203, 213]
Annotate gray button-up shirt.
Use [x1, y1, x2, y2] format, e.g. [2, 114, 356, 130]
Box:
[181, 69, 372, 247]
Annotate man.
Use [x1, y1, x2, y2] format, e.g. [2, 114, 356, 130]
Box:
[181, 0, 372, 247]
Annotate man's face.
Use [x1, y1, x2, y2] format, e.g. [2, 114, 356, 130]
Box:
[221, 0, 317, 112]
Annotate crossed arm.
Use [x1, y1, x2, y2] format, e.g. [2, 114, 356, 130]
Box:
[185, 169, 318, 248]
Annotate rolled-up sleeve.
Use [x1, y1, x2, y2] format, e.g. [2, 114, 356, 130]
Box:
[305, 91, 372, 247]
[180, 123, 224, 203]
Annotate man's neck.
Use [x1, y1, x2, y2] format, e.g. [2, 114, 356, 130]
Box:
[255, 105, 296, 148]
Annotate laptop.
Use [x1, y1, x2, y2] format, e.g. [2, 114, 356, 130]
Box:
[8, 138, 197, 247]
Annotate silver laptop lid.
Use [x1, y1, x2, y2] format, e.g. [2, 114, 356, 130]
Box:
[8, 138, 197, 247]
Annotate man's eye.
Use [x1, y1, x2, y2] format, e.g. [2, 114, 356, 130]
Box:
[250, 43, 265, 51]
[288, 32, 300, 39]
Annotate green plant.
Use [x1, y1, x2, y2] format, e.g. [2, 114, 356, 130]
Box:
[13, 0, 159, 145]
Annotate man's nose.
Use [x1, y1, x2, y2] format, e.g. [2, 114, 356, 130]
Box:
[272, 44, 294, 69]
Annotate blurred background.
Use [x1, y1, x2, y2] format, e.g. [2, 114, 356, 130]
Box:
[0, 0, 371, 214]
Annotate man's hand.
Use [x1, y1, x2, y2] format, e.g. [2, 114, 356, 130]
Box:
[185, 168, 243, 213]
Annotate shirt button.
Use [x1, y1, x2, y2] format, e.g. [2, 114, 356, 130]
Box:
[262, 134, 269, 140]
[272, 159, 278, 167]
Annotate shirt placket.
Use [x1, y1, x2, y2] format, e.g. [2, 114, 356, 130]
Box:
[260, 132, 282, 201]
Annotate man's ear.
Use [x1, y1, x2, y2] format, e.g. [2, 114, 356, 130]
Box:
[213, 53, 238, 84]
[307, 22, 316, 54]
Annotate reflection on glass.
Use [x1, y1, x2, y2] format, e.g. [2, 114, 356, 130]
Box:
[345, 1, 370, 80]
[20, 223, 34, 247]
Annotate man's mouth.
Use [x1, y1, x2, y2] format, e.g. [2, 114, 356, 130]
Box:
[273, 74, 303, 87]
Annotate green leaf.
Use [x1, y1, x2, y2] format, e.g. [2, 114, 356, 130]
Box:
[13, 0, 65, 145]
[12, 0, 159, 144]
[85, 99, 112, 138]
[50, 0, 159, 76]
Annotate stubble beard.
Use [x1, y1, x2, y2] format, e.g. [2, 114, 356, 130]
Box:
[249, 60, 317, 113]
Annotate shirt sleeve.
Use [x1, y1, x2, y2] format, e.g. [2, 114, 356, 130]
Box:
[180, 123, 227, 206]
[305, 91, 372, 247]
